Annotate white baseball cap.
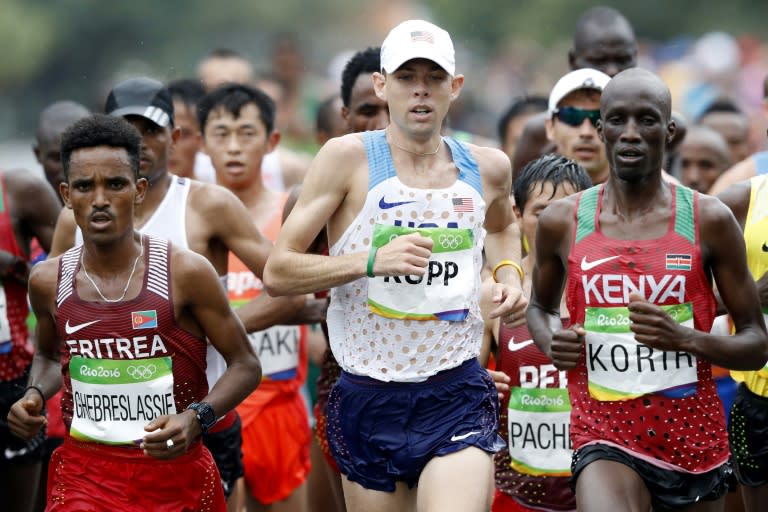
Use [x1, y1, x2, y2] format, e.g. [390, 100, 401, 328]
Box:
[548, 68, 611, 115]
[381, 20, 455, 76]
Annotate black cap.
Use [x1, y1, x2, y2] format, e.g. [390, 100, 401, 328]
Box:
[104, 77, 174, 128]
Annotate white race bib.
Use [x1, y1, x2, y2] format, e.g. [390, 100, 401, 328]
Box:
[69, 356, 176, 444]
[367, 224, 474, 322]
[247, 325, 301, 381]
[507, 387, 572, 476]
[585, 303, 697, 401]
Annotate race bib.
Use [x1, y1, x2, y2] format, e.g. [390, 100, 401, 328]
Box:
[0, 286, 11, 354]
[367, 224, 474, 321]
[507, 387, 571, 476]
[585, 303, 697, 401]
[69, 356, 176, 445]
[247, 325, 301, 381]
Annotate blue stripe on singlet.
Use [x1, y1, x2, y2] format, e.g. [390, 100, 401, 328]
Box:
[364, 130, 395, 190]
[443, 137, 482, 196]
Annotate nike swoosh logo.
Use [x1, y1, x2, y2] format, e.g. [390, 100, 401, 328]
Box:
[450, 431, 481, 442]
[763, 242, 768, 252]
[65, 319, 101, 335]
[580, 255, 620, 271]
[379, 197, 416, 209]
[508, 338, 535, 352]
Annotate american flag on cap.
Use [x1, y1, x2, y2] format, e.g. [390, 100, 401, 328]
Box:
[411, 31, 434, 44]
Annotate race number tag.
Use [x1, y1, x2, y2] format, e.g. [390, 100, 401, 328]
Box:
[247, 325, 301, 381]
[0, 286, 11, 354]
[367, 224, 474, 322]
[507, 387, 571, 476]
[585, 303, 697, 401]
[69, 356, 176, 444]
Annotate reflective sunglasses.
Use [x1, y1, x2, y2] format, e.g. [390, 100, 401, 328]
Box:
[553, 107, 601, 128]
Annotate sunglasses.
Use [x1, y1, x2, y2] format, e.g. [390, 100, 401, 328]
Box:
[553, 107, 601, 128]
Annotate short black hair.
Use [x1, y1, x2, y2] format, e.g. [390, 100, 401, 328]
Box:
[697, 97, 745, 121]
[60, 114, 142, 180]
[316, 94, 340, 135]
[497, 96, 548, 143]
[340, 47, 381, 108]
[204, 48, 247, 60]
[197, 83, 276, 134]
[513, 153, 592, 212]
[167, 78, 207, 109]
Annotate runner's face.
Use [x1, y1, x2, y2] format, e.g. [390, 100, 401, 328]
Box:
[62, 146, 147, 245]
[599, 81, 672, 183]
[124, 115, 173, 183]
[35, 136, 65, 191]
[546, 90, 607, 179]
[700, 112, 752, 163]
[571, 26, 637, 77]
[203, 104, 276, 191]
[518, 181, 579, 260]
[377, 59, 461, 137]
[679, 142, 729, 193]
[167, 102, 201, 178]
[343, 74, 389, 133]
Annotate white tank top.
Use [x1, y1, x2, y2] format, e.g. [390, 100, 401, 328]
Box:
[75, 176, 227, 391]
[327, 130, 486, 382]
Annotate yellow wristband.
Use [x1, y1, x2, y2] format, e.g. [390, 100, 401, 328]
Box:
[492, 259, 524, 283]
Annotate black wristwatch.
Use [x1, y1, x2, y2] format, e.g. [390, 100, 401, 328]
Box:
[187, 402, 216, 434]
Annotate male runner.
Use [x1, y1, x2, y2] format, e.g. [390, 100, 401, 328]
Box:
[717, 176, 768, 511]
[166, 78, 211, 181]
[264, 19, 525, 511]
[48, 77, 307, 505]
[526, 68, 768, 511]
[545, 68, 611, 184]
[33, 101, 91, 198]
[678, 125, 732, 194]
[198, 83, 311, 512]
[0, 167, 60, 512]
[481, 154, 591, 512]
[8, 114, 261, 511]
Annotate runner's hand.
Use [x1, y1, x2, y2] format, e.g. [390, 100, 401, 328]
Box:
[548, 324, 585, 370]
[488, 282, 528, 327]
[628, 293, 692, 351]
[487, 369, 510, 401]
[141, 410, 201, 460]
[372, 232, 433, 276]
[7, 392, 47, 440]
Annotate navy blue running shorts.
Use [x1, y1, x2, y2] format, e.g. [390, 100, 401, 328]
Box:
[326, 358, 504, 492]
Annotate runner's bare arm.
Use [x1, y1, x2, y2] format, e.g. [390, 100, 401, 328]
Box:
[49, 208, 77, 257]
[198, 183, 308, 327]
[265, 136, 433, 295]
[526, 199, 585, 370]
[8, 168, 61, 252]
[629, 196, 768, 369]
[708, 157, 756, 196]
[142, 250, 261, 458]
[476, 147, 526, 325]
[7, 260, 62, 439]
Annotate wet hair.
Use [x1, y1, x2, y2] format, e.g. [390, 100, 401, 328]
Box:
[497, 96, 548, 143]
[60, 114, 142, 180]
[340, 47, 381, 108]
[167, 78, 207, 110]
[197, 83, 276, 134]
[513, 154, 592, 212]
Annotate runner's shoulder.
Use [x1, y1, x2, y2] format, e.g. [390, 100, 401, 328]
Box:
[187, 180, 243, 215]
[28, 258, 60, 302]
